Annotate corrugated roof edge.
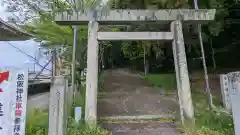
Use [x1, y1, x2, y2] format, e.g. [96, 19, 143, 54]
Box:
[0, 17, 33, 39]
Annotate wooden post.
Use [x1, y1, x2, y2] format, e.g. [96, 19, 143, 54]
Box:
[171, 20, 195, 127]
[68, 85, 74, 114]
[48, 76, 67, 135]
[51, 49, 57, 77]
[64, 78, 69, 134]
[144, 45, 146, 76]
[85, 20, 99, 126]
[72, 26, 78, 103]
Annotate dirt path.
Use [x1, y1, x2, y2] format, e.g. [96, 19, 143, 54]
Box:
[98, 69, 182, 135]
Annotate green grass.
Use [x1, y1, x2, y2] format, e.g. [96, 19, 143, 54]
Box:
[191, 90, 234, 134]
[26, 109, 48, 135]
[144, 74, 176, 90]
[144, 73, 234, 135]
[26, 109, 109, 135]
[67, 118, 110, 135]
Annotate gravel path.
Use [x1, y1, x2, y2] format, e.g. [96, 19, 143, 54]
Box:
[98, 69, 182, 135]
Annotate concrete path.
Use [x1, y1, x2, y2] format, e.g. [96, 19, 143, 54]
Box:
[98, 69, 182, 135]
[27, 92, 49, 111]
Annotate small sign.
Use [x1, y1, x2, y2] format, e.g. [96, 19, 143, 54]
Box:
[74, 107, 82, 122]
[0, 68, 28, 135]
[220, 74, 231, 110]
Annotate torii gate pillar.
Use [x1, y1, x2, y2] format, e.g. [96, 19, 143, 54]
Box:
[171, 20, 194, 126]
[85, 21, 99, 126]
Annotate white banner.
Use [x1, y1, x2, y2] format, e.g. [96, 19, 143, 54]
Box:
[0, 68, 28, 135]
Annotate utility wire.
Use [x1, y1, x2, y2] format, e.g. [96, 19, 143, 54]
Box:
[4, 41, 52, 72]
[34, 59, 52, 79]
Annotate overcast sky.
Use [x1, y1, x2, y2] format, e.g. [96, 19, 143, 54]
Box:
[0, 0, 51, 73]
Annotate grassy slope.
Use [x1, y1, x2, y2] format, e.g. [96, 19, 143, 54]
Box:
[144, 73, 234, 135]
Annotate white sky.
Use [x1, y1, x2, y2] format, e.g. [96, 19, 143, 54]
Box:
[0, 0, 51, 73]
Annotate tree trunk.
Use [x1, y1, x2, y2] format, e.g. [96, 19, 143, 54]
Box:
[102, 44, 105, 70]
[144, 45, 147, 75]
[57, 57, 62, 75]
[194, 0, 213, 109]
[144, 59, 149, 76]
[197, 24, 213, 109]
[210, 38, 216, 71]
[78, 69, 83, 93]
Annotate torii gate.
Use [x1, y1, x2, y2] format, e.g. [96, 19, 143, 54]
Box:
[55, 9, 216, 126]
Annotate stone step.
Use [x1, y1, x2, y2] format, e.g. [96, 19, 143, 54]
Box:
[99, 114, 176, 121]
[98, 92, 130, 97]
[98, 91, 178, 99]
[100, 120, 183, 135]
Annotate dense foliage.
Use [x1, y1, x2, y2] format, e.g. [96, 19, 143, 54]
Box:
[4, 0, 240, 74]
[106, 0, 240, 73]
